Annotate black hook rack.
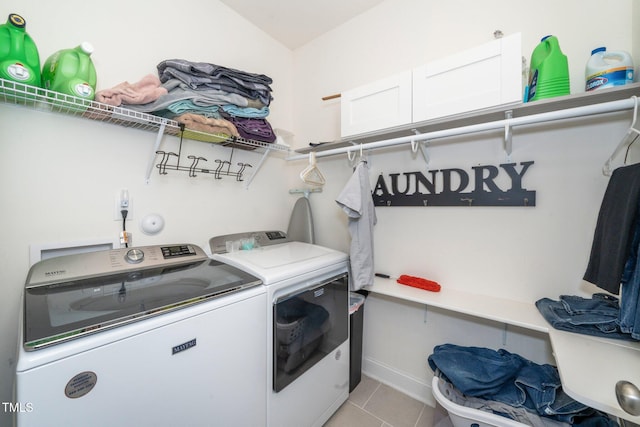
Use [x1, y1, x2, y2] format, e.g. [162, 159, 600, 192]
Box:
[154, 124, 252, 181]
[155, 151, 252, 181]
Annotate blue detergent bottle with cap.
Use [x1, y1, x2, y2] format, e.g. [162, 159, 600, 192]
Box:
[0, 13, 41, 87]
[527, 35, 570, 102]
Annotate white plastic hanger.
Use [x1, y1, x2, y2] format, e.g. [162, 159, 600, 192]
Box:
[603, 96, 640, 176]
[299, 152, 326, 186]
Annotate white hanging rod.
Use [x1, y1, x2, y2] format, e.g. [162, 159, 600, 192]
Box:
[286, 97, 638, 161]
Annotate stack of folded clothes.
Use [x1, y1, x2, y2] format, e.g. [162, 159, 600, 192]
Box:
[96, 59, 277, 146]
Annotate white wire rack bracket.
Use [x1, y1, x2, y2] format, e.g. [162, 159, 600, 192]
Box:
[145, 121, 168, 184]
[243, 146, 272, 190]
[286, 96, 639, 163]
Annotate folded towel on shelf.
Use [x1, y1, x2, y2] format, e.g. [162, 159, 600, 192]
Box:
[396, 274, 441, 292]
[157, 59, 273, 106]
[221, 104, 269, 118]
[164, 100, 221, 119]
[126, 80, 251, 114]
[95, 74, 168, 107]
[175, 113, 240, 138]
[225, 116, 276, 143]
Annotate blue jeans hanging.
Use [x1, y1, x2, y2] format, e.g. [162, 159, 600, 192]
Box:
[619, 197, 640, 339]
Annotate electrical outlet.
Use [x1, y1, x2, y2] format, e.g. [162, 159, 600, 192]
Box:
[114, 190, 133, 221]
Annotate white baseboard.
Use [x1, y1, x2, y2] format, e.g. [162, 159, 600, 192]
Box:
[362, 356, 436, 407]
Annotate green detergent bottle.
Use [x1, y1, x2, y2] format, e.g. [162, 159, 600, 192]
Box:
[527, 35, 570, 102]
[42, 42, 97, 100]
[0, 13, 41, 87]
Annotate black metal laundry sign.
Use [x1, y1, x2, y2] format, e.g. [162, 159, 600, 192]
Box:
[372, 161, 536, 207]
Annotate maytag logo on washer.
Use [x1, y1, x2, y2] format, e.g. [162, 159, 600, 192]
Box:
[65, 371, 97, 399]
[172, 338, 197, 355]
[44, 269, 66, 277]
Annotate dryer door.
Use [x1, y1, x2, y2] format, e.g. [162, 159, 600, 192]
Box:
[273, 272, 348, 392]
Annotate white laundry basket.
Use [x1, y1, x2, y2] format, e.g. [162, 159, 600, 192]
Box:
[432, 377, 527, 427]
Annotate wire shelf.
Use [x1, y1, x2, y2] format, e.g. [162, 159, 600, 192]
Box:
[0, 78, 290, 153]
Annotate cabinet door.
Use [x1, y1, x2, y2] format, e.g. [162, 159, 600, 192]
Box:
[341, 70, 412, 137]
[413, 32, 522, 122]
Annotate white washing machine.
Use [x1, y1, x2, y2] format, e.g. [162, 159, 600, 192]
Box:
[210, 231, 350, 427]
[15, 244, 267, 427]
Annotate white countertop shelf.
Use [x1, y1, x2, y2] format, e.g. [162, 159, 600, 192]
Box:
[0, 78, 290, 153]
[549, 329, 640, 423]
[369, 277, 640, 422]
[367, 277, 549, 333]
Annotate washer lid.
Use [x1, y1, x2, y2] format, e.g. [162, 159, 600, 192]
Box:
[213, 241, 347, 284]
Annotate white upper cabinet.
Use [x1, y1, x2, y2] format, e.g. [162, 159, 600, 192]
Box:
[340, 33, 523, 138]
[340, 70, 413, 138]
[412, 33, 522, 122]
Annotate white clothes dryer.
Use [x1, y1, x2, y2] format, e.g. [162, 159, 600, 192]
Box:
[210, 231, 350, 427]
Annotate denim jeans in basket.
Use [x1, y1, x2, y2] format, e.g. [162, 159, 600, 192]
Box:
[427, 344, 596, 423]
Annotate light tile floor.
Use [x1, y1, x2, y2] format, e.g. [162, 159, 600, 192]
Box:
[324, 375, 434, 427]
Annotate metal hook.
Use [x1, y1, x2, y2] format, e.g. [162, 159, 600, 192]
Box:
[236, 163, 252, 181]
[156, 151, 178, 175]
[187, 155, 207, 177]
[411, 138, 419, 154]
[411, 129, 430, 169]
[504, 110, 513, 162]
[214, 159, 231, 179]
[347, 150, 356, 162]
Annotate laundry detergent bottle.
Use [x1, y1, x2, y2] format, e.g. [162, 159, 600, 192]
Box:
[41, 42, 97, 100]
[0, 13, 41, 87]
[527, 35, 570, 102]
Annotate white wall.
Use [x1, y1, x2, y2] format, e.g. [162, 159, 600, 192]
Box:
[0, 0, 297, 423]
[292, 0, 634, 147]
[291, 0, 637, 403]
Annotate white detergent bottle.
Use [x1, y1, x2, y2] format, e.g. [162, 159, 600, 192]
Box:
[585, 47, 634, 91]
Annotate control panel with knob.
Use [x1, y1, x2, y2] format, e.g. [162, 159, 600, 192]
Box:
[125, 248, 145, 264]
[25, 244, 209, 288]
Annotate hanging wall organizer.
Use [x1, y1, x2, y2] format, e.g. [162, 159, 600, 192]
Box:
[371, 161, 536, 207]
[153, 124, 252, 181]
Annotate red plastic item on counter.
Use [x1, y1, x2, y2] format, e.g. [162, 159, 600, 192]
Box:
[397, 274, 441, 292]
